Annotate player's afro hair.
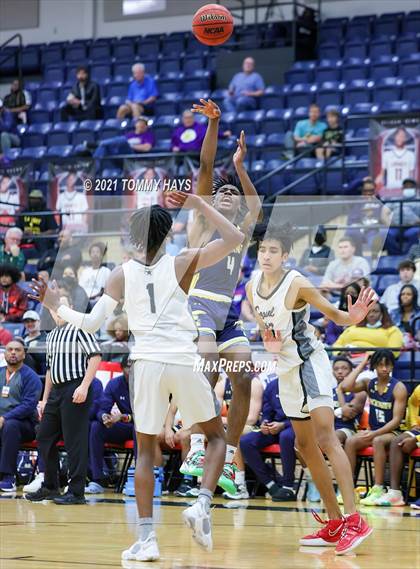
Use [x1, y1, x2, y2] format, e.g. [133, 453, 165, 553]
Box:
[129, 205, 173, 253]
[370, 349, 395, 370]
[212, 173, 243, 195]
[0, 263, 21, 284]
[252, 222, 294, 254]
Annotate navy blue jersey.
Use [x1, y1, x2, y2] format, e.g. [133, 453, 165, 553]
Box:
[368, 376, 399, 431]
[333, 388, 359, 432]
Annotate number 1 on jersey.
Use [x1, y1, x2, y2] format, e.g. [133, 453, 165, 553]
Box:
[146, 283, 156, 313]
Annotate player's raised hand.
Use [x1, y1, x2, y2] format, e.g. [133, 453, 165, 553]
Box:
[191, 98, 221, 120]
[233, 130, 247, 167]
[263, 328, 283, 354]
[347, 286, 377, 325]
[29, 278, 61, 312]
[165, 190, 203, 210]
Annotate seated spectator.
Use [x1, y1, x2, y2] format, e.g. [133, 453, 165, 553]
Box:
[382, 260, 419, 313]
[240, 378, 296, 501]
[299, 226, 333, 276]
[18, 189, 58, 258]
[215, 373, 263, 500]
[346, 178, 391, 256]
[22, 310, 47, 377]
[385, 179, 419, 255]
[61, 266, 89, 312]
[0, 264, 27, 321]
[116, 63, 158, 119]
[61, 66, 102, 122]
[375, 384, 420, 507]
[292, 104, 326, 154]
[37, 229, 82, 274]
[171, 110, 206, 153]
[332, 357, 366, 445]
[86, 355, 133, 494]
[224, 57, 265, 113]
[0, 100, 20, 161]
[93, 117, 154, 158]
[407, 243, 420, 264]
[2, 79, 31, 124]
[322, 237, 370, 290]
[0, 228, 25, 271]
[0, 339, 42, 492]
[0, 311, 13, 346]
[340, 350, 407, 506]
[101, 314, 129, 363]
[56, 173, 89, 233]
[324, 283, 361, 345]
[334, 302, 404, 357]
[390, 284, 420, 345]
[78, 242, 111, 304]
[315, 109, 344, 160]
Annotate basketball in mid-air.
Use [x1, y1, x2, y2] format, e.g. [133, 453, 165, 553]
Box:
[192, 4, 234, 46]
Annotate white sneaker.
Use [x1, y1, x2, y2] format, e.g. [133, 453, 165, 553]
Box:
[23, 473, 44, 493]
[223, 483, 249, 500]
[182, 500, 213, 552]
[121, 532, 160, 562]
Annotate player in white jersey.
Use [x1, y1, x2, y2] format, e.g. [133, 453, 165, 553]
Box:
[246, 223, 375, 555]
[376, 127, 416, 190]
[30, 193, 244, 561]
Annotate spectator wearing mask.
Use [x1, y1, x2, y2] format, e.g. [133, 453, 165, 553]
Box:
[37, 229, 82, 274]
[2, 79, 31, 124]
[324, 283, 361, 346]
[0, 227, 25, 271]
[334, 302, 404, 357]
[292, 104, 327, 154]
[381, 260, 419, 312]
[299, 226, 333, 276]
[61, 266, 89, 312]
[0, 264, 27, 322]
[86, 355, 133, 494]
[101, 314, 130, 363]
[171, 110, 206, 153]
[93, 117, 155, 158]
[56, 173, 89, 232]
[385, 179, 419, 255]
[389, 284, 420, 345]
[240, 378, 297, 502]
[0, 100, 20, 160]
[0, 339, 42, 492]
[22, 310, 47, 378]
[224, 57, 265, 113]
[18, 189, 58, 257]
[322, 237, 370, 290]
[315, 109, 344, 160]
[61, 66, 102, 122]
[78, 242, 111, 304]
[116, 63, 158, 119]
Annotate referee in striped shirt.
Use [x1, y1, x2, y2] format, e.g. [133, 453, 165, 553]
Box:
[26, 295, 101, 504]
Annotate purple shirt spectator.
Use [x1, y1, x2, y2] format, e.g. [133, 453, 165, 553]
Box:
[171, 111, 206, 153]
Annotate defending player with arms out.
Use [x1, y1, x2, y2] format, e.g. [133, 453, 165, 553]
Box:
[246, 223, 375, 555]
[29, 193, 244, 561]
[181, 99, 262, 496]
[339, 351, 408, 506]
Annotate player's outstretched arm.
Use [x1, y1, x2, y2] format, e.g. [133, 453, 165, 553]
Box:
[29, 266, 123, 333]
[192, 99, 221, 197]
[233, 131, 262, 230]
[339, 355, 370, 394]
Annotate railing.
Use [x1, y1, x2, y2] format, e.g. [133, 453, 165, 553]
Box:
[0, 33, 23, 86]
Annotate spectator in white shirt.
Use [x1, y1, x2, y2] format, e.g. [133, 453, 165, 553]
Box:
[56, 173, 88, 232]
[381, 260, 420, 312]
[322, 237, 370, 290]
[78, 242, 111, 304]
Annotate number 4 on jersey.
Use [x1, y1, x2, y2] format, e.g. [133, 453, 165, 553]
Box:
[226, 255, 235, 275]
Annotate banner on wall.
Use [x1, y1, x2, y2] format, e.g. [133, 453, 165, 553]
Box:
[370, 115, 420, 198]
[0, 163, 31, 233]
[48, 159, 95, 232]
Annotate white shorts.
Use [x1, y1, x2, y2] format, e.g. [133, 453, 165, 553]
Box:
[277, 349, 336, 420]
[337, 427, 356, 440]
[130, 360, 219, 435]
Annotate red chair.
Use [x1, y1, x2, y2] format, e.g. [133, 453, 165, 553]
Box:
[405, 447, 420, 503]
[355, 446, 374, 490]
[104, 439, 135, 493]
[251, 443, 304, 497]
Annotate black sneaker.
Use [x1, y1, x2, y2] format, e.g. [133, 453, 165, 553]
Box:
[53, 492, 86, 505]
[268, 484, 296, 502]
[174, 480, 195, 497]
[25, 485, 60, 502]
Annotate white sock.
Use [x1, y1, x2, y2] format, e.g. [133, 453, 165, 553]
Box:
[225, 444, 237, 464]
[198, 489, 213, 514]
[235, 470, 245, 486]
[189, 434, 205, 456]
[138, 517, 153, 541]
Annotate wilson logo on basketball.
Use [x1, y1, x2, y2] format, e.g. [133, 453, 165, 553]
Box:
[200, 13, 227, 22]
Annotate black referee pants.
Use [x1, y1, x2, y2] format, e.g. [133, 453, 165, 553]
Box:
[37, 380, 92, 497]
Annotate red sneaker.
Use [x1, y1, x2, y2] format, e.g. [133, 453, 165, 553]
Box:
[300, 511, 345, 547]
[335, 512, 373, 555]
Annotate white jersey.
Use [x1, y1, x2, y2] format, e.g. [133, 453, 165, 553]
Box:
[122, 256, 198, 366]
[251, 269, 322, 371]
[56, 190, 88, 229]
[382, 148, 415, 189]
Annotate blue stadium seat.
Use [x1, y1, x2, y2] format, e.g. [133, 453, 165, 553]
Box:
[159, 58, 181, 74]
[370, 60, 398, 80]
[183, 75, 211, 92]
[53, 121, 78, 133]
[375, 256, 404, 275]
[403, 78, 420, 104]
[369, 39, 394, 59]
[79, 120, 104, 132]
[96, 128, 120, 141]
[161, 36, 185, 56]
[285, 162, 319, 195]
[343, 79, 373, 106]
[341, 63, 369, 82]
[262, 133, 286, 160]
[292, 61, 317, 70]
[89, 43, 112, 61]
[137, 37, 161, 57]
[22, 47, 40, 73]
[400, 58, 420, 78]
[2, 323, 25, 338]
[378, 274, 399, 294]
[183, 56, 206, 74]
[179, 90, 210, 110]
[154, 139, 171, 152]
[90, 64, 112, 85]
[65, 44, 87, 62]
[113, 62, 132, 82]
[316, 81, 343, 108]
[285, 69, 314, 84]
[250, 160, 266, 173]
[287, 83, 315, 108]
[401, 16, 420, 34]
[343, 41, 368, 60]
[47, 131, 71, 146]
[46, 145, 73, 157]
[71, 130, 96, 146]
[315, 66, 341, 83]
[234, 110, 265, 135]
[102, 168, 123, 178]
[395, 37, 418, 57]
[4, 148, 21, 160]
[319, 24, 344, 43]
[154, 94, 179, 115]
[28, 109, 51, 124]
[374, 77, 402, 103]
[41, 46, 62, 66]
[260, 108, 290, 134]
[157, 78, 181, 94]
[113, 40, 135, 59]
[36, 88, 58, 107]
[22, 133, 45, 148]
[103, 118, 128, 130]
[346, 21, 371, 40]
[44, 66, 65, 83]
[185, 36, 209, 54]
[319, 42, 342, 60]
[345, 103, 379, 128]
[28, 123, 52, 135]
[106, 83, 127, 99]
[374, 18, 401, 39]
[21, 146, 47, 159]
[380, 100, 411, 113]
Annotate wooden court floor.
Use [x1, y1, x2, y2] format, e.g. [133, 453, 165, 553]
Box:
[1, 493, 419, 569]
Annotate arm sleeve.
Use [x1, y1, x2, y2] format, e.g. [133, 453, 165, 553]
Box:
[4, 370, 42, 421]
[57, 293, 118, 333]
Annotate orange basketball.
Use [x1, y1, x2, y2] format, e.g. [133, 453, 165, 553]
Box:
[192, 4, 234, 46]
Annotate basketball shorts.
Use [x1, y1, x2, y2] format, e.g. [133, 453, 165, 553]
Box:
[336, 427, 356, 440]
[129, 359, 220, 435]
[277, 348, 336, 420]
[189, 296, 249, 353]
